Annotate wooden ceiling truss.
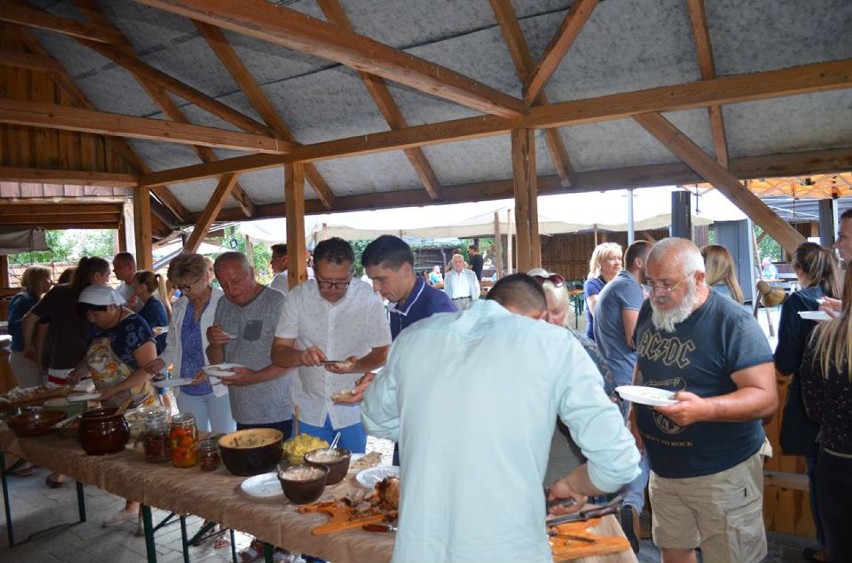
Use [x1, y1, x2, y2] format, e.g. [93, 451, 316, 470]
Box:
[0, 0, 849, 262]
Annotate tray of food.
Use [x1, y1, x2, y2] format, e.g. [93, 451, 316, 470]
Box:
[298, 475, 400, 535]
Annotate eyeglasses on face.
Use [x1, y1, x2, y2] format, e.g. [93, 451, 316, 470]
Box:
[316, 276, 351, 290]
[174, 277, 200, 292]
[532, 273, 565, 287]
[647, 274, 691, 294]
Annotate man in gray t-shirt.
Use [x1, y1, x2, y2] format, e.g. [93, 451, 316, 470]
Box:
[592, 240, 651, 553]
[207, 252, 293, 435]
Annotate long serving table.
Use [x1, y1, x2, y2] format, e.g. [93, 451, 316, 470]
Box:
[0, 429, 636, 563]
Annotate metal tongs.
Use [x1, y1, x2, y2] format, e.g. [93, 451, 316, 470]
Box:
[546, 495, 624, 526]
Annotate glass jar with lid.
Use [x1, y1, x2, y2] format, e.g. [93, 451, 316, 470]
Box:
[169, 413, 198, 468]
[141, 406, 170, 464]
[196, 439, 220, 472]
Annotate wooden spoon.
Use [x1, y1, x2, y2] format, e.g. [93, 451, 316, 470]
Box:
[114, 396, 134, 417]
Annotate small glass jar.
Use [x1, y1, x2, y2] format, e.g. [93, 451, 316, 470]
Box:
[196, 439, 220, 472]
[169, 413, 198, 468]
[141, 406, 171, 464]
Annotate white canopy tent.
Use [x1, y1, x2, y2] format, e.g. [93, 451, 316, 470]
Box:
[237, 186, 748, 244]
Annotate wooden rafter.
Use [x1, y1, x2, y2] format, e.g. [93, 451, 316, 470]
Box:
[317, 0, 442, 200]
[686, 0, 729, 168]
[12, 25, 188, 224]
[633, 112, 805, 254]
[183, 174, 240, 253]
[0, 166, 136, 187]
[192, 147, 852, 223]
[139, 59, 852, 188]
[524, 0, 598, 104]
[193, 20, 334, 209]
[73, 0, 256, 218]
[0, 98, 290, 154]
[490, 0, 575, 187]
[0, 48, 62, 72]
[0, 203, 123, 216]
[134, 0, 528, 119]
[0, 3, 122, 44]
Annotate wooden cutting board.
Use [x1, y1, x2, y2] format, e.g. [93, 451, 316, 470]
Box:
[298, 500, 387, 535]
[550, 517, 631, 561]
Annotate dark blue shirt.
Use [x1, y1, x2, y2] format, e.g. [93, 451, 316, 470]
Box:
[91, 314, 154, 369]
[583, 276, 606, 341]
[388, 277, 457, 339]
[138, 298, 168, 354]
[634, 291, 772, 478]
[7, 291, 38, 351]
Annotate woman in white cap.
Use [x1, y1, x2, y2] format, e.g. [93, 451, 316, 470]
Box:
[74, 284, 162, 527]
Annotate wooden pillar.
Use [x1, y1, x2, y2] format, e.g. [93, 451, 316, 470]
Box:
[492, 212, 504, 278]
[511, 128, 541, 272]
[133, 186, 153, 270]
[818, 199, 835, 248]
[671, 191, 692, 239]
[0, 255, 8, 289]
[284, 163, 307, 289]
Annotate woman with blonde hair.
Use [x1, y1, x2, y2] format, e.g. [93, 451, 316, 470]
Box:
[132, 270, 172, 353]
[700, 244, 745, 305]
[583, 242, 622, 341]
[8, 266, 52, 387]
[775, 242, 841, 562]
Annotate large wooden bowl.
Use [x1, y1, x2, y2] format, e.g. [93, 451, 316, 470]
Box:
[218, 428, 284, 476]
[7, 409, 66, 438]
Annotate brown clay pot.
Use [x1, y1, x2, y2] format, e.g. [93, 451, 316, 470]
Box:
[78, 407, 130, 455]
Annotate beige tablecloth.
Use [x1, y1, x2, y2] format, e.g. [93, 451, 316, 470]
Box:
[0, 430, 635, 563]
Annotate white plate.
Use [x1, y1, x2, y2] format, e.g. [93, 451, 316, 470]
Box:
[356, 465, 400, 489]
[240, 472, 284, 499]
[798, 311, 831, 321]
[616, 385, 678, 407]
[66, 393, 102, 403]
[152, 379, 196, 388]
[152, 327, 168, 335]
[202, 364, 245, 378]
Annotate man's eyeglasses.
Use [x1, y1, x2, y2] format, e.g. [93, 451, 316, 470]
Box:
[316, 276, 352, 290]
[647, 275, 691, 294]
[532, 274, 565, 287]
[174, 277, 200, 292]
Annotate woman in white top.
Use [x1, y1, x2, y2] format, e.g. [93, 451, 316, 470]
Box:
[162, 254, 234, 434]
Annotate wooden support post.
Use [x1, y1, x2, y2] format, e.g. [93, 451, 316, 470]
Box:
[671, 191, 692, 239]
[818, 199, 835, 247]
[492, 212, 504, 279]
[511, 128, 540, 272]
[133, 186, 153, 270]
[0, 255, 8, 289]
[284, 163, 307, 289]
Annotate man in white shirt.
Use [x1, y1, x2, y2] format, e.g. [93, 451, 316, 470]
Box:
[269, 243, 289, 294]
[112, 252, 139, 310]
[443, 253, 480, 310]
[272, 237, 392, 452]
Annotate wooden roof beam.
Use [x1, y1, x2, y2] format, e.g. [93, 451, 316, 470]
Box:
[633, 112, 805, 254]
[317, 0, 442, 200]
[0, 203, 123, 216]
[191, 147, 852, 223]
[0, 2, 122, 44]
[13, 24, 188, 223]
[0, 48, 63, 72]
[687, 0, 729, 168]
[134, 0, 528, 119]
[183, 173, 240, 253]
[0, 213, 121, 224]
[139, 59, 852, 188]
[490, 0, 575, 187]
[193, 19, 334, 209]
[0, 98, 290, 153]
[0, 166, 137, 187]
[523, 0, 598, 104]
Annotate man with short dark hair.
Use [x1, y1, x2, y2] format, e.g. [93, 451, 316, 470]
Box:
[206, 252, 293, 436]
[362, 273, 639, 562]
[269, 243, 289, 294]
[634, 238, 777, 563]
[112, 252, 138, 309]
[594, 239, 652, 552]
[468, 244, 484, 280]
[272, 237, 391, 452]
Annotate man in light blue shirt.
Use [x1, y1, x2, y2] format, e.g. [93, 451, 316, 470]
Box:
[362, 274, 640, 563]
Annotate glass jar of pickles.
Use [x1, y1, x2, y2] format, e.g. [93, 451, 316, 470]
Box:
[196, 439, 220, 472]
[169, 413, 197, 468]
[141, 406, 170, 464]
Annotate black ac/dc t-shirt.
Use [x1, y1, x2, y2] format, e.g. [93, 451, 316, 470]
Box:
[634, 291, 773, 478]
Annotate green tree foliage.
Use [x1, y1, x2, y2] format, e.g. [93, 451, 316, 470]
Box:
[8, 229, 116, 266]
[754, 225, 782, 263]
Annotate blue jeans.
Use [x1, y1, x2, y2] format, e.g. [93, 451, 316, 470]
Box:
[297, 416, 366, 454]
[176, 392, 235, 434]
[623, 450, 650, 513]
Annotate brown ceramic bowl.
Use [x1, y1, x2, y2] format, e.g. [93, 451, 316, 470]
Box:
[7, 409, 66, 438]
[304, 447, 351, 485]
[218, 428, 284, 476]
[278, 464, 328, 504]
[78, 407, 130, 455]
